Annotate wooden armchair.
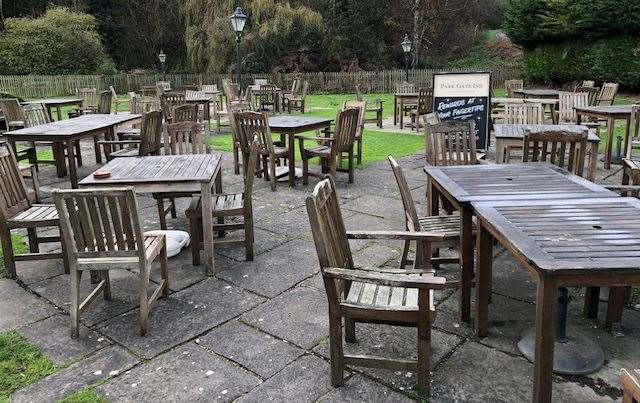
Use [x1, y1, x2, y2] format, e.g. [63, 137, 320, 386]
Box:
[621, 369, 640, 403]
[0, 99, 37, 169]
[281, 78, 301, 109]
[0, 144, 68, 279]
[522, 129, 588, 177]
[426, 121, 485, 166]
[187, 140, 258, 264]
[173, 104, 199, 123]
[299, 108, 360, 184]
[597, 82, 619, 106]
[410, 88, 433, 131]
[396, 82, 417, 124]
[287, 81, 309, 114]
[100, 111, 162, 161]
[70, 88, 98, 117]
[505, 79, 524, 97]
[557, 91, 590, 124]
[355, 85, 383, 129]
[160, 92, 186, 123]
[53, 187, 168, 338]
[254, 84, 278, 112]
[575, 86, 600, 106]
[153, 121, 210, 229]
[343, 100, 365, 164]
[502, 102, 545, 161]
[306, 177, 457, 396]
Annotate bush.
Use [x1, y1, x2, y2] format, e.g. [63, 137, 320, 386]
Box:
[0, 7, 116, 75]
[523, 36, 640, 89]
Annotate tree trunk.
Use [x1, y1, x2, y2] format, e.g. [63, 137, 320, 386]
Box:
[411, 0, 422, 68]
[0, 0, 5, 33]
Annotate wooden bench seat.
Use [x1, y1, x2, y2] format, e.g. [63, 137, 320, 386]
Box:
[346, 279, 435, 314]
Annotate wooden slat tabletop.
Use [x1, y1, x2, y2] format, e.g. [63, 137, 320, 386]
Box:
[493, 124, 599, 142]
[8, 113, 141, 138]
[79, 154, 222, 185]
[473, 197, 640, 273]
[268, 115, 332, 131]
[574, 105, 634, 116]
[491, 97, 559, 105]
[424, 162, 615, 203]
[26, 98, 84, 106]
[513, 89, 560, 97]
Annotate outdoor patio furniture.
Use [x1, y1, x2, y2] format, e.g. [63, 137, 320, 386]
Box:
[101, 111, 162, 161]
[505, 79, 524, 97]
[71, 88, 98, 116]
[157, 81, 172, 91]
[501, 103, 545, 161]
[422, 112, 440, 126]
[2, 99, 38, 169]
[25, 98, 83, 121]
[557, 91, 589, 124]
[597, 82, 619, 106]
[161, 92, 187, 123]
[521, 129, 588, 177]
[187, 140, 257, 263]
[355, 84, 383, 129]
[306, 176, 455, 396]
[254, 84, 278, 113]
[79, 153, 223, 274]
[227, 104, 250, 175]
[153, 121, 210, 229]
[53, 187, 169, 338]
[410, 88, 433, 131]
[287, 81, 309, 113]
[299, 108, 359, 184]
[394, 82, 417, 128]
[281, 78, 301, 109]
[625, 105, 640, 157]
[425, 121, 485, 166]
[0, 140, 40, 203]
[178, 84, 199, 92]
[173, 104, 199, 123]
[342, 100, 365, 164]
[491, 97, 559, 124]
[621, 368, 640, 402]
[513, 88, 560, 99]
[575, 86, 600, 106]
[0, 144, 68, 279]
[140, 85, 159, 97]
[582, 80, 595, 87]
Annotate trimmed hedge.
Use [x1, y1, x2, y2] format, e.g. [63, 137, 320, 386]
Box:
[523, 36, 640, 89]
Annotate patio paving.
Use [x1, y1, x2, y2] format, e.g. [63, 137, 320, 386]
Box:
[3, 137, 636, 402]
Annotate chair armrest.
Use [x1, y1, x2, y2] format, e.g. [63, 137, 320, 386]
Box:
[346, 230, 445, 242]
[97, 140, 140, 146]
[323, 267, 454, 290]
[603, 185, 640, 196]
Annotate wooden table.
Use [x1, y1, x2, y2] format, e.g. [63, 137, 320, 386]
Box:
[185, 95, 213, 127]
[7, 113, 140, 187]
[423, 163, 617, 322]
[26, 98, 84, 121]
[472, 197, 640, 402]
[268, 116, 333, 187]
[493, 124, 600, 180]
[393, 93, 418, 128]
[79, 154, 223, 274]
[513, 89, 561, 99]
[491, 97, 559, 123]
[575, 105, 634, 169]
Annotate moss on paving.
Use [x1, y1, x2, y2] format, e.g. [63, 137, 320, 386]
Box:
[58, 388, 107, 403]
[0, 331, 56, 401]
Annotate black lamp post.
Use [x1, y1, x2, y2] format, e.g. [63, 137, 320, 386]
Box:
[401, 34, 412, 82]
[158, 49, 167, 80]
[230, 7, 248, 90]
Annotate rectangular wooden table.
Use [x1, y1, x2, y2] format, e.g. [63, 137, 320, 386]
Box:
[575, 105, 634, 169]
[513, 89, 561, 99]
[493, 124, 600, 180]
[8, 113, 141, 187]
[25, 98, 84, 121]
[424, 163, 617, 322]
[472, 197, 640, 402]
[79, 154, 223, 274]
[268, 115, 333, 187]
[393, 93, 418, 128]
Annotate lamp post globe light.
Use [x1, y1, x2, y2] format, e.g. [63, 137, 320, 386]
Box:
[401, 34, 412, 82]
[158, 49, 167, 80]
[230, 7, 248, 90]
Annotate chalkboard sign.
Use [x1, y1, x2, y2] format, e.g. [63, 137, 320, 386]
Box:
[432, 72, 492, 151]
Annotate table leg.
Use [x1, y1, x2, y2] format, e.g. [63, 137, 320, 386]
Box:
[606, 287, 626, 329]
[288, 132, 296, 187]
[215, 170, 225, 237]
[55, 106, 62, 121]
[533, 279, 556, 403]
[52, 142, 66, 178]
[475, 223, 493, 337]
[201, 180, 215, 275]
[623, 118, 631, 160]
[588, 141, 598, 182]
[399, 98, 404, 129]
[394, 96, 398, 126]
[583, 287, 600, 319]
[605, 117, 615, 169]
[495, 138, 505, 164]
[66, 139, 78, 189]
[460, 207, 473, 322]
[427, 177, 439, 216]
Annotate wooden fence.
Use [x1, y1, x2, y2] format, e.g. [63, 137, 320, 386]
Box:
[0, 67, 521, 99]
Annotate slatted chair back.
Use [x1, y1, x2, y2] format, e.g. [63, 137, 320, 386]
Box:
[505, 79, 524, 97]
[504, 102, 544, 124]
[626, 105, 640, 159]
[165, 121, 210, 155]
[139, 86, 158, 97]
[416, 88, 433, 115]
[582, 80, 595, 87]
[597, 82, 619, 106]
[185, 90, 206, 101]
[331, 108, 360, 156]
[254, 78, 268, 86]
[0, 99, 26, 128]
[396, 82, 416, 94]
[0, 142, 31, 221]
[388, 156, 420, 232]
[305, 177, 354, 271]
[130, 95, 161, 114]
[234, 111, 274, 156]
[343, 100, 366, 138]
[157, 81, 172, 91]
[23, 103, 51, 127]
[77, 88, 97, 109]
[422, 112, 440, 126]
[97, 90, 113, 114]
[258, 85, 278, 105]
[290, 78, 300, 96]
[621, 368, 640, 403]
[558, 91, 589, 124]
[426, 121, 478, 166]
[139, 111, 163, 156]
[161, 92, 186, 122]
[52, 188, 145, 261]
[172, 104, 198, 123]
[201, 84, 218, 93]
[522, 129, 588, 177]
[575, 86, 600, 106]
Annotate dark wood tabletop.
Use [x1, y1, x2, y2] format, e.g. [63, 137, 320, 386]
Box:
[493, 124, 599, 142]
[574, 104, 634, 117]
[26, 98, 84, 106]
[8, 113, 141, 140]
[268, 115, 333, 132]
[513, 89, 560, 97]
[424, 162, 615, 203]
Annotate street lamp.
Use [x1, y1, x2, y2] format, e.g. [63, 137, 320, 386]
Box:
[401, 34, 412, 82]
[230, 6, 248, 90]
[158, 49, 167, 80]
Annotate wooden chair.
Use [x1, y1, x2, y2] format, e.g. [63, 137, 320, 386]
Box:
[281, 79, 301, 110]
[287, 81, 309, 114]
[426, 121, 484, 166]
[72, 88, 98, 116]
[575, 86, 600, 106]
[0, 98, 37, 169]
[396, 82, 418, 123]
[153, 121, 210, 229]
[557, 91, 589, 124]
[505, 79, 524, 97]
[228, 104, 249, 175]
[234, 111, 288, 191]
[625, 105, 640, 158]
[100, 111, 163, 161]
[410, 88, 433, 131]
[522, 129, 588, 178]
[299, 108, 360, 184]
[504, 102, 544, 124]
[140, 85, 159, 97]
[201, 84, 218, 94]
[0, 144, 68, 279]
[178, 84, 199, 92]
[172, 104, 199, 123]
[597, 82, 619, 106]
[52, 187, 169, 338]
[254, 78, 268, 86]
[157, 81, 172, 91]
[160, 92, 186, 123]
[256, 84, 278, 112]
[581, 80, 595, 88]
[186, 140, 258, 264]
[621, 369, 640, 403]
[306, 176, 456, 396]
[343, 100, 366, 164]
[355, 84, 383, 129]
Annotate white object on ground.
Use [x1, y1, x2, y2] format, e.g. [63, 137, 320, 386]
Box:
[144, 230, 190, 258]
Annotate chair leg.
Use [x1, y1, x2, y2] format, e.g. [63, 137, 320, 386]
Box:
[75, 141, 82, 167]
[139, 265, 150, 336]
[262, 155, 270, 181]
[233, 143, 240, 175]
[328, 305, 345, 387]
[170, 198, 177, 219]
[399, 240, 411, 269]
[302, 155, 309, 185]
[356, 138, 362, 165]
[244, 210, 254, 261]
[27, 228, 39, 253]
[93, 134, 102, 164]
[156, 197, 168, 230]
[0, 228, 17, 279]
[416, 290, 432, 396]
[348, 150, 354, 183]
[345, 318, 356, 342]
[188, 214, 202, 266]
[102, 270, 112, 301]
[61, 236, 70, 274]
[159, 243, 170, 297]
[70, 268, 81, 338]
[270, 158, 277, 191]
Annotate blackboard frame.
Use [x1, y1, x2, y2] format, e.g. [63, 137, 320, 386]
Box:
[432, 71, 492, 151]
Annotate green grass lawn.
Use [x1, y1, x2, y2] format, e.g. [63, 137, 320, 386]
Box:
[0, 235, 28, 278]
[0, 331, 56, 402]
[59, 389, 107, 403]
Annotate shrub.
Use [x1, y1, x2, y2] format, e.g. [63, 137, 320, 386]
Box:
[0, 7, 116, 75]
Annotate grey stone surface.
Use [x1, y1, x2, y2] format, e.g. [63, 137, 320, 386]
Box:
[199, 320, 304, 378]
[236, 355, 335, 403]
[11, 345, 138, 403]
[241, 286, 328, 349]
[18, 315, 110, 367]
[256, 205, 334, 239]
[13, 258, 65, 286]
[317, 374, 415, 402]
[215, 228, 289, 262]
[98, 343, 260, 402]
[98, 279, 264, 358]
[0, 279, 57, 331]
[342, 194, 406, 224]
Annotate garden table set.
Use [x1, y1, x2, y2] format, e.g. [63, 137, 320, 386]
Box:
[393, 92, 418, 127]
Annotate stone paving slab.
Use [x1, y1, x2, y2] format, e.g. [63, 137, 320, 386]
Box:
[0, 279, 57, 331]
[342, 194, 407, 223]
[97, 278, 264, 359]
[11, 256, 66, 286]
[97, 343, 260, 402]
[11, 345, 139, 403]
[198, 320, 304, 379]
[317, 373, 415, 402]
[18, 314, 110, 367]
[214, 228, 289, 262]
